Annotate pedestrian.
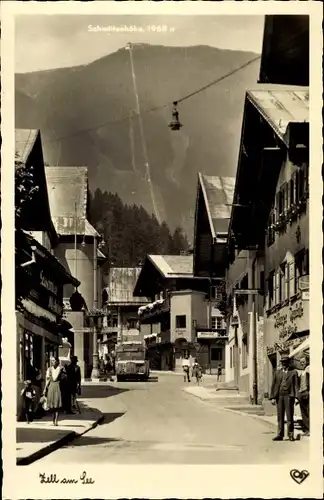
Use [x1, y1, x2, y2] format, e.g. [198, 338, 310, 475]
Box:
[43, 357, 64, 426]
[297, 356, 310, 436]
[67, 356, 81, 411]
[217, 363, 222, 382]
[60, 363, 72, 414]
[20, 380, 36, 423]
[182, 355, 191, 383]
[192, 359, 202, 385]
[270, 354, 299, 441]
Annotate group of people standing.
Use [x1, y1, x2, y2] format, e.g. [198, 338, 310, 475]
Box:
[270, 354, 310, 441]
[21, 356, 81, 426]
[182, 355, 223, 384]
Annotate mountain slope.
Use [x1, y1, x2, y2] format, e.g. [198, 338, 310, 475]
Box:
[15, 44, 260, 236]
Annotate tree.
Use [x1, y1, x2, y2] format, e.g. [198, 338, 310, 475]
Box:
[15, 154, 39, 310]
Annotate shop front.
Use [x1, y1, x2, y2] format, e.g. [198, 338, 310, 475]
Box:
[264, 296, 309, 397]
[16, 309, 62, 419]
[196, 330, 227, 375]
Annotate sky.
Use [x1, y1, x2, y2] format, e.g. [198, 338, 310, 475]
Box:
[15, 15, 264, 73]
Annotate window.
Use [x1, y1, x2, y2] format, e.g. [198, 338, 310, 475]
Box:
[211, 316, 223, 330]
[176, 315, 186, 328]
[230, 347, 233, 369]
[283, 183, 289, 212]
[211, 286, 221, 301]
[268, 270, 275, 308]
[211, 348, 222, 361]
[274, 271, 280, 305]
[279, 263, 286, 302]
[288, 260, 295, 298]
[294, 249, 309, 292]
[242, 338, 248, 369]
[276, 187, 284, 216]
[127, 319, 138, 329]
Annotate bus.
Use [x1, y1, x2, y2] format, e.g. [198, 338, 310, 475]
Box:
[115, 340, 149, 381]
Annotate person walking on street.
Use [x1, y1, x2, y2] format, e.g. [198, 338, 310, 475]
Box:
[67, 356, 81, 411]
[270, 354, 299, 441]
[217, 363, 222, 382]
[43, 357, 64, 426]
[182, 355, 191, 382]
[192, 359, 202, 385]
[297, 356, 310, 436]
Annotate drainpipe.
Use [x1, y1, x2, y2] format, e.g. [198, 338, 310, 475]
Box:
[252, 254, 258, 405]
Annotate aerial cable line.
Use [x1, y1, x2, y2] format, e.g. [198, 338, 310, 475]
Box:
[126, 42, 161, 224]
[42, 54, 261, 145]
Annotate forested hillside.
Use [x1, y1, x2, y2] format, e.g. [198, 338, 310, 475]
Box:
[89, 189, 189, 267]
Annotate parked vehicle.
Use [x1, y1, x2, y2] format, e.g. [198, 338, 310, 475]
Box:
[115, 340, 149, 381]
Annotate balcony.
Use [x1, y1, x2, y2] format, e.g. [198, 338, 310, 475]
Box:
[138, 298, 170, 323]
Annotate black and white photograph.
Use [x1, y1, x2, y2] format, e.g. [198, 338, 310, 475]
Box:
[1, 2, 323, 499]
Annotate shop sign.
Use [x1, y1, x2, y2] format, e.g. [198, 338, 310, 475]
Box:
[197, 331, 218, 339]
[266, 336, 304, 356]
[290, 302, 303, 321]
[40, 271, 59, 296]
[175, 328, 187, 337]
[274, 301, 304, 341]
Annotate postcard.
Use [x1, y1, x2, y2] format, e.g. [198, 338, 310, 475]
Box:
[1, 1, 323, 498]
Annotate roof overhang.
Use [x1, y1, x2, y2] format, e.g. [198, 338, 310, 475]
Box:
[26, 234, 80, 287]
[228, 91, 309, 251]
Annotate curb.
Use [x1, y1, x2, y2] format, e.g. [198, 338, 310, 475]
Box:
[17, 408, 104, 466]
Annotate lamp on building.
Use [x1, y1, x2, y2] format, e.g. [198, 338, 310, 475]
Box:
[87, 309, 104, 380]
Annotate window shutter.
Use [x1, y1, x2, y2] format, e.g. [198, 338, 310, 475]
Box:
[289, 261, 295, 297]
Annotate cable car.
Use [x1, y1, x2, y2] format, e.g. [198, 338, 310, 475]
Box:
[169, 101, 182, 131]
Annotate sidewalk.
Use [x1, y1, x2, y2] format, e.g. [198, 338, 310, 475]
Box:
[16, 399, 103, 465]
[183, 385, 305, 432]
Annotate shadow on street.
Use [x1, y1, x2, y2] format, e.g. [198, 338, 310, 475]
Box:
[62, 436, 122, 447]
[17, 427, 69, 443]
[80, 385, 129, 399]
[100, 412, 125, 426]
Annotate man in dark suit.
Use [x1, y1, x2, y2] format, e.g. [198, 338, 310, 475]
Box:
[270, 354, 299, 441]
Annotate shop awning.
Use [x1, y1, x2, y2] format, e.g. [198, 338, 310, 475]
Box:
[289, 336, 309, 358]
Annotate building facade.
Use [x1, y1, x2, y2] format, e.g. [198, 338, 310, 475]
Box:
[134, 254, 225, 373]
[15, 129, 79, 416]
[227, 88, 309, 404]
[45, 166, 107, 379]
[192, 174, 236, 377]
[101, 267, 149, 356]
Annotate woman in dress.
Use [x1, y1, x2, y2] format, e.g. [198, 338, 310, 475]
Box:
[44, 357, 64, 425]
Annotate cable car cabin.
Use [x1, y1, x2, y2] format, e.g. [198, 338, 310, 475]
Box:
[169, 102, 182, 131]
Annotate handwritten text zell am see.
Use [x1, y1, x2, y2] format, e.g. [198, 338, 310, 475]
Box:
[40, 471, 94, 485]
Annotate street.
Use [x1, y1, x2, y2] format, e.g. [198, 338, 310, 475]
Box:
[33, 373, 308, 465]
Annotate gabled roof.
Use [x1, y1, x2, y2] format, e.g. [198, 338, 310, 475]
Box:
[105, 267, 149, 305]
[15, 129, 39, 163]
[198, 174, 235, 241]
[15, 129, 58, 244]
[247, 88, 309, 146]
[148, 255, 193, 277]
[45, 166, 99, 237]
[229, 86, 309, 251]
